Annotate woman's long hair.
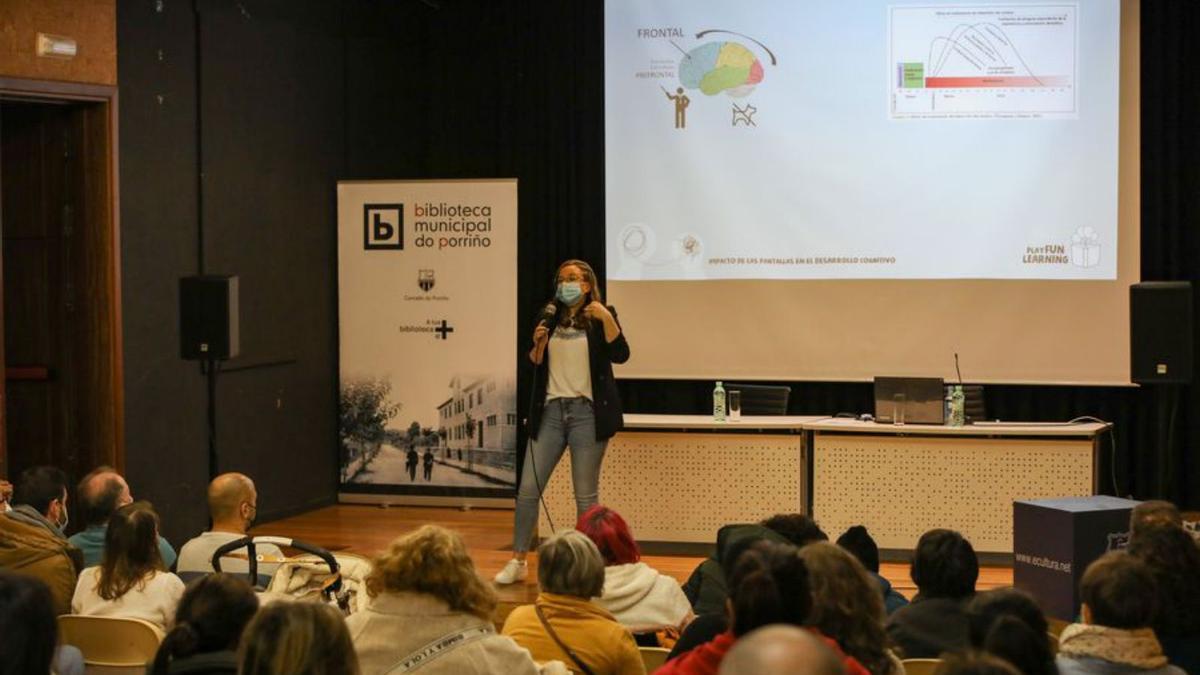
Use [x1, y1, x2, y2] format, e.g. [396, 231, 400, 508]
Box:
[552, 259, 603, 329]
[97, 501, 164, 600]
[365, 525, 497, 620]
[799, 542, 894, 675]
[150, 574, 259, 675]
[238, 602, 360, 675]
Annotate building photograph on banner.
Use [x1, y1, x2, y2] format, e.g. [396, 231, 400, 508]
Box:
[336, 179, 518, 499]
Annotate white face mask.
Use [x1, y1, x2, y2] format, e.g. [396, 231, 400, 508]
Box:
[55, 501, 69, 531]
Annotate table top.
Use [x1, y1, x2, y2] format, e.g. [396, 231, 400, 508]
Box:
[622, 414, 1109, 437]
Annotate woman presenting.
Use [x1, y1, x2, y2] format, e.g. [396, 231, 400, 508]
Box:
[495, 259, 630, 585]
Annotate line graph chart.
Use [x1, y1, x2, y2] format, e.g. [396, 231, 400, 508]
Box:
[889, 4, 1077, 119]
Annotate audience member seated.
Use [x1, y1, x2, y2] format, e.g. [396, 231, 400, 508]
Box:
[149, 573, 259, 675]
[1056, 552, 1184, 675]
[718, 625, 847, 675]
[502, 530, 645, 675]
[659, 539, 870, 675]
[682, 513, 827, 616]
[1, 477, 12, 512]
[0, 466, 82, 615]
[69, 466, 177, 569]
[577, 505, 693, 641]
[799, 541, 902, 675]
[177, 473, 283, 583]
[837, 525, 909, 615]
[0, 570, 83, 675]
[239, 601, 360, 675]
[936, 652, 1023, 675]
[71, 501, 184, 631]
[1125, 523, 1200, 674]
[965, 588, 1055, 675]
[347, 525, 557, 674]
[1128, 501, 1182, 540]
[885, 529, 979, 659]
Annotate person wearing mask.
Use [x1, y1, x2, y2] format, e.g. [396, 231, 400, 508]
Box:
[176, 473, 283, 584]
[495, 260, 631, 585]
[0, 466, 81, 614]
[68, 466, 177, 569]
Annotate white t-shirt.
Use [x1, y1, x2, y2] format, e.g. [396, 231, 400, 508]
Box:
[71, 567, 185, 632]
[546, 327, 592, 401]
[176, 531, 284, 582]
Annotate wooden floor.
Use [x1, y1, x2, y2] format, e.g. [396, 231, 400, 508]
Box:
[252, 504, 1014, 610]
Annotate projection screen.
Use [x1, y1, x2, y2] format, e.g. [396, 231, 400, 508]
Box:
[604, 0, 1139, 385]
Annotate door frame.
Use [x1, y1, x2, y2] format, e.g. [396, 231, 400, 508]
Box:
[0, 76, 123, 475]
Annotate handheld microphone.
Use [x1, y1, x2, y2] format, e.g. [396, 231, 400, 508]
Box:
[537, 301, 558, 329]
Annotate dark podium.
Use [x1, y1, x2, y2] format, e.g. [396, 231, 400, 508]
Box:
[1013, 495, 1140, 621]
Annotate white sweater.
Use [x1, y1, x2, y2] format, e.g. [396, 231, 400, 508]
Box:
[71, 567, 185, 632]
[596, 562, 693, 633]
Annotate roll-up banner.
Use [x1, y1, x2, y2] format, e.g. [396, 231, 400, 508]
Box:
[337, 179, 518, 503]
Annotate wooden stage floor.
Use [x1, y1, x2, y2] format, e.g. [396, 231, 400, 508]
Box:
[252, 504, 1014, 609]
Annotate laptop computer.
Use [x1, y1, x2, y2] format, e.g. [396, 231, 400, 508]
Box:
[873, 376, 945, 425]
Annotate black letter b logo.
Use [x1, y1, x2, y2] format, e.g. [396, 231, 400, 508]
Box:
[364, 204, 403, 250]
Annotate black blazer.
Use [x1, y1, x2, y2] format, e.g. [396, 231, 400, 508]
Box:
[528, 304, 630, 441]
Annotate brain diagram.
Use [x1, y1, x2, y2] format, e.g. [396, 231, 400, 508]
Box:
[679, 41, 764, 98]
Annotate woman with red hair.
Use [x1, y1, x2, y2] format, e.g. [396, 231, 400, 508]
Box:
[577, 505, 692, 640]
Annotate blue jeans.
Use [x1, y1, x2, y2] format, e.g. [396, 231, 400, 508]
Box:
[512, 397, 608, 552]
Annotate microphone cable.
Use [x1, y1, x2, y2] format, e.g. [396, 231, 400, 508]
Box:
[521, 324, 557, 546]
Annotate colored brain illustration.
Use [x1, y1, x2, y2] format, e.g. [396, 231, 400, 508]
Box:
[679, 42, 764, 98]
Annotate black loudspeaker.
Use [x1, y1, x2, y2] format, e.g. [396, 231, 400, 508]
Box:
[1130, 281, 1192, 385]
[180, 275, 240, 360]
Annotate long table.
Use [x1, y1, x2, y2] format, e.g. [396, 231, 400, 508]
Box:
[543, 414, 1109, 555]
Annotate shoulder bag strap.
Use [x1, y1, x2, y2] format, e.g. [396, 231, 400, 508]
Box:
[535, 604, 597, 675]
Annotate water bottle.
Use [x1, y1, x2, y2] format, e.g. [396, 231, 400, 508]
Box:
[950, 385, 965, 427]
[713, 381, 727, 422]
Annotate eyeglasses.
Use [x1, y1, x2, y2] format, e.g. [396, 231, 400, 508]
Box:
[558, 274, 585, 283]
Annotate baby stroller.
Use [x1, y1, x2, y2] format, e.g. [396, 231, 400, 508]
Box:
[209, 535, 371, 615]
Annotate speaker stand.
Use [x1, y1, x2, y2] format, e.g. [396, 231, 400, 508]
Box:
[202, 358, 220, 480]
[1154, 384, 1182, 500]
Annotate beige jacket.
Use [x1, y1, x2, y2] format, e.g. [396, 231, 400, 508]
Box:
[346, 591, 560, 675]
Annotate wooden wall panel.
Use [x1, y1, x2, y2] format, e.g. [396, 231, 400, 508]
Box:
[0, 0, 116, 86]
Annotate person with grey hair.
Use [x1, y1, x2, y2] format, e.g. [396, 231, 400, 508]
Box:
[719, 625, 846, 675]
[502, 530, 646, 674]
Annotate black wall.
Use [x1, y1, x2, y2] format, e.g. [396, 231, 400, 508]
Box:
[118, 0, 1200, 548]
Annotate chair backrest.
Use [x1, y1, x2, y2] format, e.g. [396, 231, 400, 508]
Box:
[640, 646, 670, 672]
[725, 383, 790, 416]
[961, 384, 986, 423]
[58, 615, 163, 668]
[902, 658, 944, 675]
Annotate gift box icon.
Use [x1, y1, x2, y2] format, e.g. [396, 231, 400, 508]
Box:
[1070, 227, 1101, 268]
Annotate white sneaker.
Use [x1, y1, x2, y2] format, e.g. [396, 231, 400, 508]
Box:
[494, 559, 528, 584]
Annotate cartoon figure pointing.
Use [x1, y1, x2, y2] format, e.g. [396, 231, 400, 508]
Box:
[662, 86, 690, 129]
